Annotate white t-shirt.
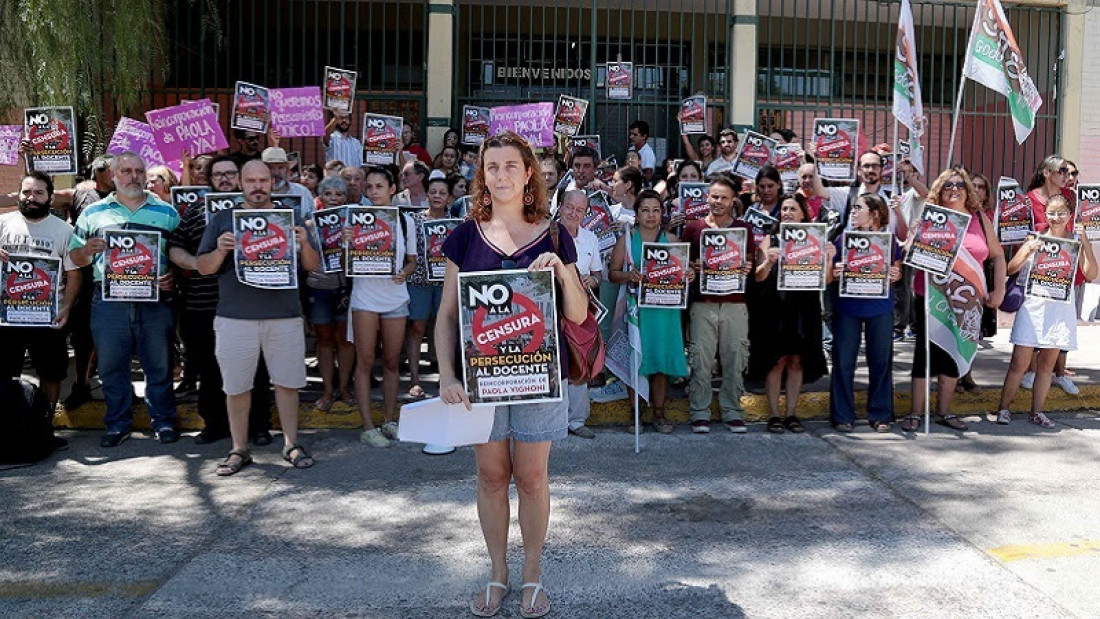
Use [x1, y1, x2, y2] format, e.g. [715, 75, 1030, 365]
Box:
[705, 156, 736, 179]
[826, 184, 898, 232]
[571, 227, 604, 277]
[637, 142, 656, 173]
[0, 211, 77, 295]
[349, 212, 417, 313]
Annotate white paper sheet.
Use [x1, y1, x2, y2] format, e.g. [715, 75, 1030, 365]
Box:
[397, 397, 496, 447]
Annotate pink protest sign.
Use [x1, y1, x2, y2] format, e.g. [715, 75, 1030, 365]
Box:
[489, 103, 555, 148]
[145, 99, 229, 163]
[270, 87, 326, 138]
[106, 117, 166, 168]
[0, 125, 21, 166]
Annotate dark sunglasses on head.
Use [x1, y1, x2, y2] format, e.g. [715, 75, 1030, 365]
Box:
[942, 181, 966, 190]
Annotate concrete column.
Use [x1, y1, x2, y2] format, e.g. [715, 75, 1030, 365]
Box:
[425, 0, 455, 156]
[1058, 0, 1085, 161]
[727, 0, 758, 134]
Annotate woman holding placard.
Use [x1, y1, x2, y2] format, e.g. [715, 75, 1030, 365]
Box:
[436, 131, 588, 618]
[348, 167, 418, 448]
[995, 195, 1097, 428]
[404, 175, 453, 400]
[608, 189, 690, 433]
[826, 193, 901, 432]
[904, 168, 1005, 433]
[748, 193, 831, 433]
[680, 133, 717, 170]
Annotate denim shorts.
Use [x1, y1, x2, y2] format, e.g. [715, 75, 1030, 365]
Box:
[407, 284, 443, 321]
[352, 303, 409, 319]
[487, 388, 570, 443]
[305, 287, 343, 325]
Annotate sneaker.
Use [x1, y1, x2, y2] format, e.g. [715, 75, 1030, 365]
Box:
[725, 420, 748, 434]
[892, 331, 904, 342]
[1019, 371, 1035, 390]
[1028, 412, 1056, 429]
[995, 409, 1012, 425]
[360, 428, 391, 447]
[380, 421, 399, 440]
[155, 428, 180, 444]
[691, 420, 711, 434]
[569, 425, 596, 439]
[590, 381, 628, 403]
[63, 384, 93, 410]
[1053, 375, 1080, 395]
[905, 328, 916, 339]
[100, 431, 131, 448]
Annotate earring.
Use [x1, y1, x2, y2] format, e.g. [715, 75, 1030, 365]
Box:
[523, 184, 534, 206]
[481, 189, 492, 206]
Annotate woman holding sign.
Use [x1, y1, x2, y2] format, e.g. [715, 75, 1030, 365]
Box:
[348, 167, 418, 447]
[827, 193, 902, 432]
[608, 189, 690, 433]
[905, 169, 1005, 433]
[436, 131, 588, 618]
[749, 194, 830, 433]
[995, 195, 1097, 428]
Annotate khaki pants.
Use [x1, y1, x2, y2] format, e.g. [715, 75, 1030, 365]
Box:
[688, 303, 749, 422]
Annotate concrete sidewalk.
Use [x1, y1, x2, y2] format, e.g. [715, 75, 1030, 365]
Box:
[3, 412, 1099, 617]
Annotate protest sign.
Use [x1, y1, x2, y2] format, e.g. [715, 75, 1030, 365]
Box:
[731, 131, 778, 180]
[699, 228, 749, 295]
[461, 105, 492, 146]
[812, 118, 859, 183]
[231, 81, 271, 132]
[1, 255, 61, 326]
[677, 182, 711, 223]
[170, 186, 209, 218]
[204, 192, 244, 224]
[995, 178, 1033, 244]
[363, 113, 403, 165]
[106, 117, 166, 169]
[458, 268, 562, 404]
[269, 87, 325, 138]
[606, 62, 633, 99]
[1076, 184, 1100, 241]
[312, 206, 346, 274]
[24, 107, 77, 175]
[553, 95, 588, 137]
[743, 207, 778, 247]
[569, 135, 601, 160]
[639, 242, 690, 309]
[346, 206, 400, 277]
[271, 193, 305, 217]
[777, 223, 828, 291]
[102, 229, 161, 302]
[839, 231, 893, 299]
[1024, 234, 1079, 303]
[489, 103, 554, 148]
[0, 125, 22, 166]
[145, 100, 228, 163]
[581, 191, 620, 259]
[597, 156, 618, 184]
[904, 203, 970, 277]
[774, 143, 803, 194]
[423, 218, 463, 282]
[323, 66, 357, 113]
[233, 209, 297, 289]
[679, 95, 707, 135]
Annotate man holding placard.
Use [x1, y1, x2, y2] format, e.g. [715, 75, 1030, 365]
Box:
[0, 172, 82, 430]
[196, 160, 320, 475]
[68, 152, 180, 448]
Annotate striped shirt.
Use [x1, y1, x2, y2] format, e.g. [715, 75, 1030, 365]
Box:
[69, 191, 181, 284]
[324, 130, 364, 168]
[168, 200, 221, 312]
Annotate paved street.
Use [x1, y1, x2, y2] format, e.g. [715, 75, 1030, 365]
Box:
[3, 411, 1099, 618]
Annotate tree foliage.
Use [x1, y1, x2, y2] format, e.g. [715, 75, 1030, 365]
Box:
[0, 0, 220, 159]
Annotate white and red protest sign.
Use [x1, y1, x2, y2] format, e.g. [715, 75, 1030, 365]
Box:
[323, 66, 357, 113]
[346, 206, 399, 276]
[1076, 184, 1100, 242]
[677, 182, 711, 223]
[363, 114, 403, 165]
[994, 178, 1033, 244]
[776, 223, 828, 291]
[231, 81, 271, 133]
[461, 105, 492, 146]
[813, 118, 859, 183]
[1, 255, 61, 326]
[639, 242, 690, 309]
[102, 229, 161, 302]
[24, 107, 77, 175]
[233, 209, 297, 289]
[1025, 234, 1079, 303]
[312, 206, 346, 274]
[699, 228, 748, 295]
[553, 95, 588, 137]
[606, 62, 633, 100]
[679, 96, 707, 135]
[904, 203, 970, 277]
[732, 131, 778, 181]
[423, 218, 463, 282]
[840, 231, 892, 299]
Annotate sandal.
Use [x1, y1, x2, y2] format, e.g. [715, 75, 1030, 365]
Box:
[935, 414, 969, 431]
[767, 416, 785, 433]
[869, 419, 893, 433]
[783, 416, 805, 433]
[519, 582, 550, 619]
[339, 393, 358, 406]
[313, 396, 334, 412]
[900, 415, 921, 433]
[654, 417, 675, 434]
[215, 449, 252, 477]
[282, 444, 315, 469]
[408, 384, 427, 400]
[470, 580, 509, 617]
[832, 422, 853, 433]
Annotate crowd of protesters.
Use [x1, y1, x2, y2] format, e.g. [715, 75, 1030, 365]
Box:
[2, 109, 1094, 469]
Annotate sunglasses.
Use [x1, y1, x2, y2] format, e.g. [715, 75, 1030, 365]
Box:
[1057, 167, 1071, 175]
[942, 181, 966, 190]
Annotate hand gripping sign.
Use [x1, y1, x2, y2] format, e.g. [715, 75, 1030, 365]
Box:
[639, 242, 691, 309]
[731, 131, 778, 181]
[102, 229, 162, 302]
[903, 203, 970, 277]
[24, 107, 77, 175]
[699, 228, 749, 295]
[312, 206, 347, 274]
[323, 66, 357, 113]
[994, 178, 1033, 244]
[812, 118, 859, 183]
[1, 255, 61, 326]
[839, 231, 893, 299]
[1024, 234, 1079, 303]
[346, 206, 399, 277]
[776, 223, 828, 291]
[233, 209, 298, 289]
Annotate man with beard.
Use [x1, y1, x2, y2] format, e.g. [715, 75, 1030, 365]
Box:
[229, 129, 266, 168]
[68, 152, 181, 448]
[0, 172, 83, 447]
[261, 147, 314, 221]
[705, 128, 741, 179]
[197, 160, 320, 475]
[323, 111, 363, 168]
[823, 150, 910, 239]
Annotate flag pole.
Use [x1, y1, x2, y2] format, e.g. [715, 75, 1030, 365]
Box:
[893, 118, 901, 196]
[633, 337, 640, 454]
[945, 76, 967, 169]
[924, 274, 931, 435]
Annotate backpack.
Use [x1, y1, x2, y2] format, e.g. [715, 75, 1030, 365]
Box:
[0, 378, 55, 465]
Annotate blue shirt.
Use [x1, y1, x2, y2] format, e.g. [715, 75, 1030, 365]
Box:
[69, 191, 180, 283]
